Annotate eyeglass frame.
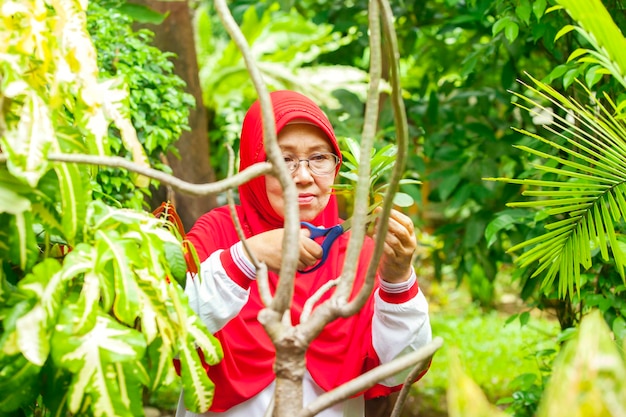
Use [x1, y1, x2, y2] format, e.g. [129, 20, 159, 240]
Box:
[280, 152, 340, 176]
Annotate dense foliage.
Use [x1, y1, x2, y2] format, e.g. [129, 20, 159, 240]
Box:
[0, 0, 219, 415]
[87, 0, 195, 209]
[193, 0, 626, 415]
[2, 0, 626, 416]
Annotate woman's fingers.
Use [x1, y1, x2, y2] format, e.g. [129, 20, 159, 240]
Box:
[247, 228, 325, 271]
[299, 231, 323, 268]
[373, 208, 417, 282]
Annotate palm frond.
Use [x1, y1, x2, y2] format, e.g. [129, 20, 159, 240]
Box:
[487, 73, 626, 298]
[557, 0, 626, 88]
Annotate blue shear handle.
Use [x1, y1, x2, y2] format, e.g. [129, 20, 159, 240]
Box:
[299, 222, 344, 273]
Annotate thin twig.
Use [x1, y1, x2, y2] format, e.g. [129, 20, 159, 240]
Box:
[298, 0, 385, 343]
[225, 145, 250, 255]
[214, 0, 300, 317]
[297, 337, 443, 417]
[390, 356, 431, 417]
[0, 152, 272, 196]
[225, 145, 272, 306]
[337, 0, 385, 316]
[300, 278, 339, 323]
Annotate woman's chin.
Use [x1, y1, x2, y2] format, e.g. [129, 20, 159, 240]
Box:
[299, 207, 323, 223]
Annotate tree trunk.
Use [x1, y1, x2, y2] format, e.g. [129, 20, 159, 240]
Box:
[132, 0, 217, 231]
[274, 340, 306, 417]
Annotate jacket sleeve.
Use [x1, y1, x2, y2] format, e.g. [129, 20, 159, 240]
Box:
[371, 268, 432, 387]
[184, 242, 256, 333]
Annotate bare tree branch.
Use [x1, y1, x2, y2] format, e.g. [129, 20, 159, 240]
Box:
[297, 0, 385, 344]
[337, 0, 385, 315]
[212, 1, 307, 415]
[297, 337, 443, 417]
[213, 0, 301, 319]
[343, 0, 411, 315]
[0, 152, 272, 196]
[225, 145, 272, 306]
[300, 278, 339, 323]
[390, 351, 433, 417]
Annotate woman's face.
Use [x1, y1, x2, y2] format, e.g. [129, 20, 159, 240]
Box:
[265, 123, 336, 222]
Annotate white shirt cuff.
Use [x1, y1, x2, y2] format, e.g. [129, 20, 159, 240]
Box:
[231, 241, 257, 280]
[378, 269, 416, 293]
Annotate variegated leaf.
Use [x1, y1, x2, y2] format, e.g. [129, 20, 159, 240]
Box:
[95, 230, 139, 326]
[52, 308, 146, 416]
[99, 78, 150, 187]
[186, 313, 222, 366]
[135, 267, 171, 345]
[7, 211, 37, 271]
[53, 160, 85, 246]
[0, 185, 31, 215]
[178, 339, 215, 414]
[50, 0, 99, 96]
[1, 92, 53, 187]
[16, 259, 64, 366]
[146, 338, 176, 391]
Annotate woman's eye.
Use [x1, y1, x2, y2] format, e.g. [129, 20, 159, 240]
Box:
[309, 154, 326, 161]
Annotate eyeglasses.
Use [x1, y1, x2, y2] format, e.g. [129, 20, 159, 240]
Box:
[282, 152, 340, 175]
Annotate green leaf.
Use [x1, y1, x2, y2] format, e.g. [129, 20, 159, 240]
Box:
[7, 212, 38, 271]
[438, 172, 462, 201]
[567, 48, 589, 62]
[0, 185, 31, 215]
[504, 21, 520, 43]
[340, 136, 362, 166]
[515, 0, 532, 25]
[0, 354, 41, 413]
[545, 5, 564, 14]
[485, 214, 517, 247]
[52, 307, 147, 416]
[562, 69, 580, 89]
[163, 240, 187, 286]
[612, 316, 626, 344]
[54, 161, 86, 246]
[555, 25, 575, 41]
[492, 17, 510, 36]
[392, 192, 414, 207]
[505, 313, 519, 325]
[584, 65, 605, 87]
[558, 0, 626, 87]
[533, 0, 547, 20]
[16, 259, 64, 366]
[519, 311, 530, 326]
[95, 231, 139, 326]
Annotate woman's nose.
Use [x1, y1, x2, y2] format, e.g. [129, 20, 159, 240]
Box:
[292, 161, 314, 182]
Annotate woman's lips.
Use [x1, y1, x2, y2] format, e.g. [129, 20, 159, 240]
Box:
[298, 194, 315, 204]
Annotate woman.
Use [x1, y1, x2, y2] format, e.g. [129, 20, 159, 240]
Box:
[178, 90, 431, 417]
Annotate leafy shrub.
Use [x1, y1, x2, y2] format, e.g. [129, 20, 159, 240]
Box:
[87, 0, 195, 208]
[0, 1, 220, 415]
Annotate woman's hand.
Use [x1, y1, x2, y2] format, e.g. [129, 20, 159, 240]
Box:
[372, 207, 417, 283]
[245, 228, 323, 273]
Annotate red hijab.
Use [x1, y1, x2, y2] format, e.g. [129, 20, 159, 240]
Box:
[187, 91, 384, 412]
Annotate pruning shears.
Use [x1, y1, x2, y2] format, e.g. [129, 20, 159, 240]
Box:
[299, 213, 377, 273]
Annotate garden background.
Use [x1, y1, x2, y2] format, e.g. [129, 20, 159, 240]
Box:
[1, 0, 625, 416]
